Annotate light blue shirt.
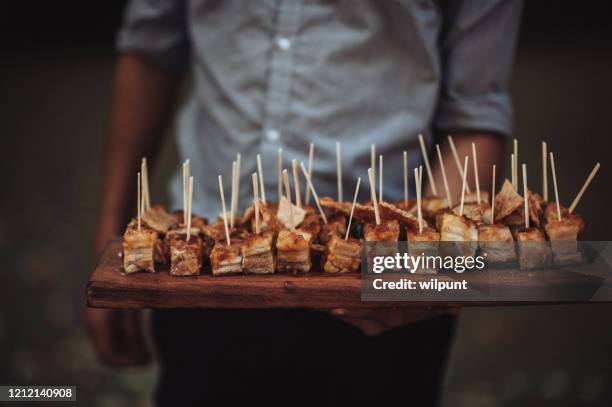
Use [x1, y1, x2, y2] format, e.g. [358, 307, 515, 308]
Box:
[118, 0, 522, 219]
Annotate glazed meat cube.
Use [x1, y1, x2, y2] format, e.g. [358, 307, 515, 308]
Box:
[123, 227, 157, 274]
[494, 179, 523, 222]
[477, 223, 516, 264]
[241, 232, 276, 274]
[170, 234, 202, 276]
[276, 229, 313, 273]
[322, 234, 361, 273]
[407, 228, 440, 274]
[210, 243, 243, 276]
[517, 228, 551, 270]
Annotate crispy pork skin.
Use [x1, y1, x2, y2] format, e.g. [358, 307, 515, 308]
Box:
[170, 234, 202, 276]
[478, 223, 516, 263]
[123, 227, 157, 274]
[517, 228, 551, 270]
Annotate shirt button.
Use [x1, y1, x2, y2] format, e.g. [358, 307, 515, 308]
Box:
[266, 129, 280, 141]
[276, 37, 292, 51]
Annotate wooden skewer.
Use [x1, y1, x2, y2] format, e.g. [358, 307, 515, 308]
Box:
[230, 160, 237, 229]
[235, 153, 241, 221]
[491, 165, 496, 224]
[256, 154, 266, 204]
[510, 153, 515, 190]
[522, 163, 529, 229]
[378, 154, 383, 202]
[336, 142, 343, 202]
[141, 158, 150, 211]
[218, 175, 231, 246]
[299, 162, 328, 224]
[137, 172, 142, 231]
[304, 143, 314, 204]
[436, 144, 452, 209]
[415, 167, 422, 234]
[186, 176, 193, 242]
[447, 135, 471, 193]
[549, 152, 562, 221]
[292, 159, 301, 208]
[459, 156, 469, 216]
[345, 177, 361, 240]
[182, 160, 190, 218]
[513, 138, 518, 189]
[542, 142, 548, 201]
[569, 162, 600, 214]
[252, 173, 260, 234]
[418, 133, 437, 196]
[403, 151, 409, 207]
[471, 142, 481, 203]
[283, 169, 295, 232]
[371, 144, 376, 185]
[367, 168, 381, 225]
[277, 148, 283, 200]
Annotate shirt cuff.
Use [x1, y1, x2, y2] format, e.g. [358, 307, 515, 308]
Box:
[434, 92, 513, 137]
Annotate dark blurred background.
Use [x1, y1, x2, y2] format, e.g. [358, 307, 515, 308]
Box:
[1, 1, 611, 406]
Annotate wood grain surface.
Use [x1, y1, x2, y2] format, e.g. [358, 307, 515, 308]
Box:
[86, 237, 612, 308]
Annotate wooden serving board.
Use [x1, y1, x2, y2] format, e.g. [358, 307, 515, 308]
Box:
[86, 237, 612, 308]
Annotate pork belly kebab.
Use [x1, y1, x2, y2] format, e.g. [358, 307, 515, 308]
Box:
[276, 170, 313, 273]
[477, 164, 516, 264]
[210, 174, 243, 276]
[240, 173, 276, 274]
[322, 178, 362, 273]
[407, 165, 440, 273]
[517, 164, 551, 270]
[123, 172, 157, 274]
[439, 156, 477, 257]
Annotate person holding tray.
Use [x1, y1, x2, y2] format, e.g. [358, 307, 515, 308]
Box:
[86, 1, 522, 405]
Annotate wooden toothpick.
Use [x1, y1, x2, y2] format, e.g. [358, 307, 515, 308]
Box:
[304, 143, 314, 204]
[471, 142, 481, 203]
[542, 142, 548, 201]
[137, 172, 141, 231]
[292, 159, 301, 208]
[415, 167, 422, 234]
[448, 135, 471, 193]
[459, 156, 469, 216]
[367, 168, 381, 225]
[141, 158, 150, 211]
[300, 163, 327, 225]
[378, 154, 383, 203]
[256, 153, 266, 204]
[300, 162, 328, 224]
[283, 169, 295, 232]
[182, 160, 190, 218]
[252, 173, 260, 234]
[336, 142, 343, 202]
[491, 165, 496, 224]
[346, 177, 361, 240]
[218, 175, 231, 246]
[436, 144, 452, 209]
[522, 163, 529, 229]
[186, 176, 193, 242]
[277, 148, 283, 200]
[569, 162, 600, 214]
[371, 144, 376, 185]
[230, 160, 237, 229]
[511, 153, 515, 190]
[403, 151, 409, 207]
[549, 152, 562, 221]
[418, 133, 437, 196]
[513, 138, 518, 189]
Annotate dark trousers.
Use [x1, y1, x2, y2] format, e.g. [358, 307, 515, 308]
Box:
[153, 309, 456, 406]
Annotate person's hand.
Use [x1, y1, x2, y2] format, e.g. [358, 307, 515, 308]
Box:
[328, 307, 460, 336]
[83, 308, 152, 368]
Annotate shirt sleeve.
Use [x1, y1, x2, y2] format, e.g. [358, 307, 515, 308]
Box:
[116, 0, 190, 72]
[434, 0, 523, 136]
